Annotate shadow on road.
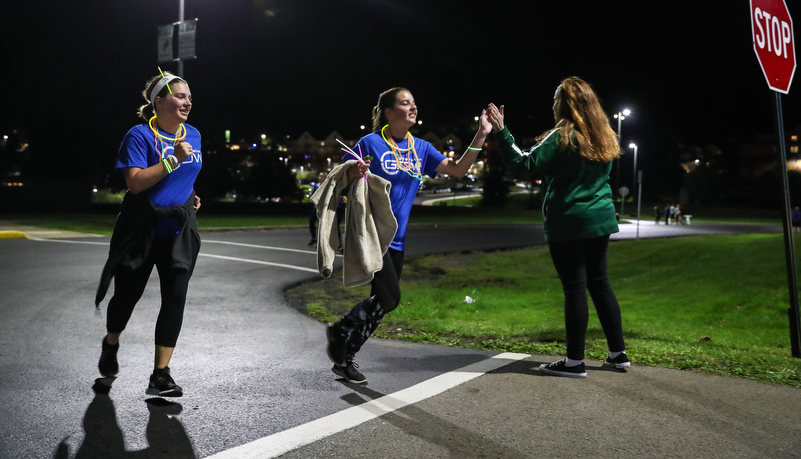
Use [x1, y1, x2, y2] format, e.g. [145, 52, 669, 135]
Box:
[53, 379, 196, 458]
[339, 385, 527, 457]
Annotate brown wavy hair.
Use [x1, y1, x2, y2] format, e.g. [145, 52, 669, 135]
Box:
[137, 72, 188, 121]
[537, 77, 620, 162]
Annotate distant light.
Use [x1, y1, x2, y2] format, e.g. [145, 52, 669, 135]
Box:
[622, 109, 631, 116]
[474, 116, 479, 121]
[360, 125, 365, 130]
[252, 143, 257, 148]
[417, 120, 423, 125]
[261, 134, 266, 139]
[629, 143, 636, 149]
[694, 159, 700, 164]
[2, 135, 7, 140]
[92, 188, 98, 193]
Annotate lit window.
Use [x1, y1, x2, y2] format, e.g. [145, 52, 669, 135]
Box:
[792, 146, 799, 153]
[792, 135, 798, 142]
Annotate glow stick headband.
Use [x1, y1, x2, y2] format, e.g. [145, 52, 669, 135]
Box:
[149, 75, 182, 106]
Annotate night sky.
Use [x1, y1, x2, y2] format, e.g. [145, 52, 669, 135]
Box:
[2, 1, 800, 177]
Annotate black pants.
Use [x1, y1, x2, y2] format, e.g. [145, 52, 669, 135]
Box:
[548, 235, 625, 360]
[309, 205, 318, 239]
[339, 248, 403, 354]
[106, 237, 198, 347]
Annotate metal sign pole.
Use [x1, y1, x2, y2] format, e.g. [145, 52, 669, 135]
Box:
[636, 170, 642, 240]
[773, 92, 801, 358]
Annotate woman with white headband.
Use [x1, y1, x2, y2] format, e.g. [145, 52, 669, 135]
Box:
[95, 71, 202, 397]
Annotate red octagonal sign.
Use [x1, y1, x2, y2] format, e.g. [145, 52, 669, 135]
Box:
[751, 0, 796, 93]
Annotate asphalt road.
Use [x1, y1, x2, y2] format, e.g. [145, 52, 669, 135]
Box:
[1, 220, 798, 458]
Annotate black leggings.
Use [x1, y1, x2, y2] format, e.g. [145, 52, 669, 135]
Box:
[106, 238, 198, 347]
[548, 235, 625, 360]
[341, 249, 403, 353]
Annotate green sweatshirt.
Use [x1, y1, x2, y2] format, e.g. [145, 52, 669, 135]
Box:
[494, 126, 618, 242]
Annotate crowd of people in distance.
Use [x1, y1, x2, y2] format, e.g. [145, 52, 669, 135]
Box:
[654, 204, 688, 225]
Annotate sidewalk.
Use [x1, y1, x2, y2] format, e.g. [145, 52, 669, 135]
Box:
[277, 354, 801, 458]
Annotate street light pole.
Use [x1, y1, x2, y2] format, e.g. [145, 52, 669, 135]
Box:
[629, 143, 641, 238]
[629, 142, 638, 190]
[177, 0, 185, 76]
[613, 109, 631, 208]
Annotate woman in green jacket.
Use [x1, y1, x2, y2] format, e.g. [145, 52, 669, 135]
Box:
[487, 76, 629, 378]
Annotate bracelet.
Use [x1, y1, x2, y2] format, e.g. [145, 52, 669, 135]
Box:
[162, 158, 173, 174]
[166, 154, 180, 170]
[467, 146, 482, 151]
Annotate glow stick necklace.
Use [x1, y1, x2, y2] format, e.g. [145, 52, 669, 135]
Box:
[381, 125, 422, 180]
[148, 115, 187, 159]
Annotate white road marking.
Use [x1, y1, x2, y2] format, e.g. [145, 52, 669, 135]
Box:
[203, 239, 316, 255]
[26, 237, 321, 273]
[198, 253, 318, 273]
[28, 238, 107, 245]
[205, 352, 530, 459]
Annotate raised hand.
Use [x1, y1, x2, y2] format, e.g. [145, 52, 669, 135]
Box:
[478, 109, 492, 136]
[487, 103, 505, 132]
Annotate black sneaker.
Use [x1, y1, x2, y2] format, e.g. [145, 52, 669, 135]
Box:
[539, 359, 587, 378]
[98, 337, 119, 377]
[308, 238, 317, 246]
[332, 359, 367, 384]
[602, 352, 631, 370]
[326, 323, 349, 367]
[146, 367, 183, 397]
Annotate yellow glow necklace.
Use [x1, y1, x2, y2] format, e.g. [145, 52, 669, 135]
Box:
[381, 125, 422, 180]
[148, 115, 187, 159]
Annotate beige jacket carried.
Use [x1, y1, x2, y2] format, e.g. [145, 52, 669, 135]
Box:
[311, 160, 397, 287]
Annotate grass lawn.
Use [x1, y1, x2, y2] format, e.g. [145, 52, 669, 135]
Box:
[286, 234, 801, 388]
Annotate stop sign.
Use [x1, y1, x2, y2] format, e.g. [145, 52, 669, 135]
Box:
[751, 0, 796, 93]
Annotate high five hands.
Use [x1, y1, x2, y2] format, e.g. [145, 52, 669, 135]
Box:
[486, 104, 505, 132]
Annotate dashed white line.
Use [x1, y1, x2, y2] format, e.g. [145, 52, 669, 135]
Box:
[204, 352, 530, 459]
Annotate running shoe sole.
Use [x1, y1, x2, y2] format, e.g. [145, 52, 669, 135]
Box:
[539, 364, 587, 378]
[146, 387, 183, 397]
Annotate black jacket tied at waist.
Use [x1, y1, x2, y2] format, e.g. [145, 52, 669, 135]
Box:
[95, 191, 200, 306]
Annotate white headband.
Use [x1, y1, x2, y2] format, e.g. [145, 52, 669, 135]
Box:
[150, 75, 182, 106]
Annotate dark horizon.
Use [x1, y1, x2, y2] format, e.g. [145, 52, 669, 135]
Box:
[2, 1, 800, 177]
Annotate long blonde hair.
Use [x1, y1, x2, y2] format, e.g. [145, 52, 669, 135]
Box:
[537, 77, 620, 162]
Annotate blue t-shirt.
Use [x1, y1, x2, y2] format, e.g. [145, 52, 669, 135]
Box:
[346, 131, 445, 251]
[116, 123, 202, 237]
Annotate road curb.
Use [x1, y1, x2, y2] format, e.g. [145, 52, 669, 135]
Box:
[0, 231, 28, 239]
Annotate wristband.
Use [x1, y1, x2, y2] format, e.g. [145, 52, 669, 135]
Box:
[166, 154, 180, 170]
[162, 158, 173, 174]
